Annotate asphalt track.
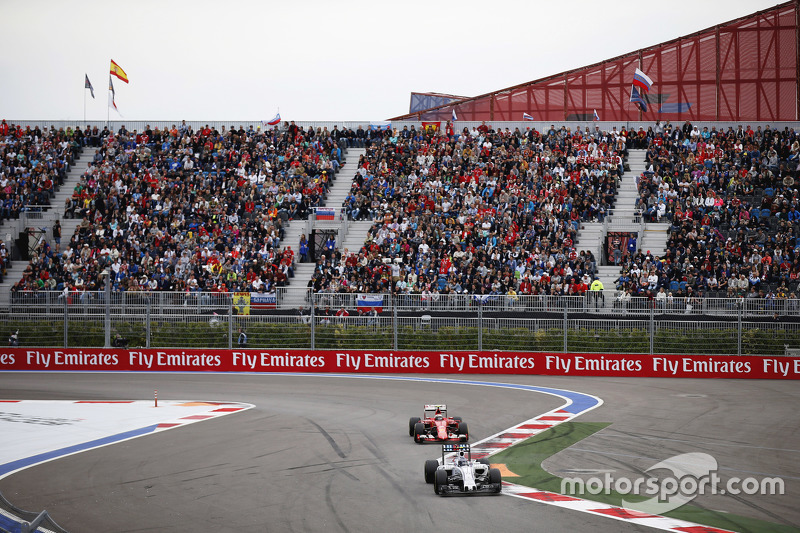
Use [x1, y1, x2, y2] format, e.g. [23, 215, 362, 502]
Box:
[0, 373, 797, 533]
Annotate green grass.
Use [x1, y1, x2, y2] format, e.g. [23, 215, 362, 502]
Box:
[490, 422, 799, 533]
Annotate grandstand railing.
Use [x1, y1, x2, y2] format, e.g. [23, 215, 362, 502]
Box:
[7, 290, 799, 317]
[3, 291, 798, 355]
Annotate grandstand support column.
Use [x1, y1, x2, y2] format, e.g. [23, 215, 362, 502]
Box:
[715, 26, 721, 120]
[738, 303, 743, 357]
[649, 305, 655, 355]
[146, 299, 151, 349]
[392, 298, 397, 351]
[477, 303, 483, 352]
[796, 0, 800, 119]
[310, 300, 315, 350]
[63, 298, 68, 349]
[562, 306, 568, 353]
[228, 303, 233, 350]
[103, 271, 110, 348]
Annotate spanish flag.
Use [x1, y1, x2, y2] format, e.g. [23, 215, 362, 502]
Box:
[110, 59, 129, 84]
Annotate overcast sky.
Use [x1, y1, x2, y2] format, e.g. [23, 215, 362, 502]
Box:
[0, 0, 784, 123]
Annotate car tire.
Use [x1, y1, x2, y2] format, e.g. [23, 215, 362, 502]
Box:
[452, 416, 462, 422]
[457, 422, 469, 441]
[434, 469, 448, 495]
[489, 468, 502, 492]
[414, 422, 425, 443]
[424, 459, 439, 484]
[409, 417, 421, 436]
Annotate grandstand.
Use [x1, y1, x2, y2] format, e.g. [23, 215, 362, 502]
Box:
[0, 1, 798, 334]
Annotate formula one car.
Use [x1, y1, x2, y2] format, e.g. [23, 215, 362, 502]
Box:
[408, 404, 468, 444]
[424, 443, 502, 495]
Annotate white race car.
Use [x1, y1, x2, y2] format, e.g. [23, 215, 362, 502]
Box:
[424, 443, 502, 495]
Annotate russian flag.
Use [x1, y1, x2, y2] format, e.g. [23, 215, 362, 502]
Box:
[632, 68, 653, 93]
[593, 109, 600, 121]
[265, 112, 281, 126]
[451, 108, 458, 122]
[357, 294, 383, 313]
[316, 207, 335, 220]
[522, 112, 534, 121]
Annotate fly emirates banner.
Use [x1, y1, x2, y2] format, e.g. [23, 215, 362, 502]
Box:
[1, 349, 798, 379]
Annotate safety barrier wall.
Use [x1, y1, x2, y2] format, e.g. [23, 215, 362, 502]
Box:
[2, 348, 798, 379]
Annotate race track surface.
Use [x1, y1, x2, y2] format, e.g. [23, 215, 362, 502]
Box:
[0, 373, 797, 533]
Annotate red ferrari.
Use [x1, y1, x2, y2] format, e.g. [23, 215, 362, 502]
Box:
[408, 404, 469, 443]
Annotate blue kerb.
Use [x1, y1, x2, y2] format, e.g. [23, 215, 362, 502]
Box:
[271, 373, 602, 415]
[0, 424, 159, 477]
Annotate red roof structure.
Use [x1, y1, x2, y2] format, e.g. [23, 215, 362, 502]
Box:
[390, 1, 799, 122]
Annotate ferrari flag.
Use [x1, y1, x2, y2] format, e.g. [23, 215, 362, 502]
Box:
[110, 59, 129, 83]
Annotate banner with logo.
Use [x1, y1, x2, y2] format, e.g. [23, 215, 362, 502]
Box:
[2, 350, 798, 379]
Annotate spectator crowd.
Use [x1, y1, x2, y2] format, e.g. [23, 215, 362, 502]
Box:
[2, 117, 799, 308]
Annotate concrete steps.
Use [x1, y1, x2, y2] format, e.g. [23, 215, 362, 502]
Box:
[611, 149, 645, 217]
[0, 148, 94, 304]
[278, 148, 366, 310]
[325, 148, 364, 210]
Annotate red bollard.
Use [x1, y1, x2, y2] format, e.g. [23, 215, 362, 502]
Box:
[155, 389, 158, 408]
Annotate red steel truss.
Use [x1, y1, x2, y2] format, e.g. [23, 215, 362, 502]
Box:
[390, 1, 799, 122]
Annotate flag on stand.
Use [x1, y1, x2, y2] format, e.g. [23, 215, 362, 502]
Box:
[357, 294, 384, 313]
[630, 86, 648, 112]
[421, 121, 440, 132]
[108, 76, 119, 112]
[369, 121, 391, 131]
[522, 112, 534, 121]
[451, 108, 457, 122]
[250, 292, 277, 309]
[593, 109, 600, 121]
[110, 60, 129, 83]
[265, 112, 281, 126]
[632, 68, 653, 93]
[315, 207, 336, 220]
[85, 74, 95, 99]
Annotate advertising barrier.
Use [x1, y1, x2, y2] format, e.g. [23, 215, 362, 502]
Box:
[1, 349, 798, 379]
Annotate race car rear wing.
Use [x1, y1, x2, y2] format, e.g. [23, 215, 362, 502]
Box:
[424, 404, 447, 416]
[442, 442, 471, 461]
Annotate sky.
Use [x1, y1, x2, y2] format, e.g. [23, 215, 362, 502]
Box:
[0, 0, 786, 123]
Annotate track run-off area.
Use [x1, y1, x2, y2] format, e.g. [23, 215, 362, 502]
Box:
[0, 371, 798, 532]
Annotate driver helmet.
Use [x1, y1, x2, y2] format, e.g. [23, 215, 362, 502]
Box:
[434, 414, 443, 421]
[456, 452, 467, 465]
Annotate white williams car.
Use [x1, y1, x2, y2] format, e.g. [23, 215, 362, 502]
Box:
[424, 443, 502, 495]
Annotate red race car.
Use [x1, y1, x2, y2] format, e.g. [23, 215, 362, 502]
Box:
[408, 404, 468, 444]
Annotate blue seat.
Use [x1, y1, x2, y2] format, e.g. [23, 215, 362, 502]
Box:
[764, 187, 775, 198]
[679, 281, 687, 291]
[761, 208, 771, 219]
[669, 280, 680, 292]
